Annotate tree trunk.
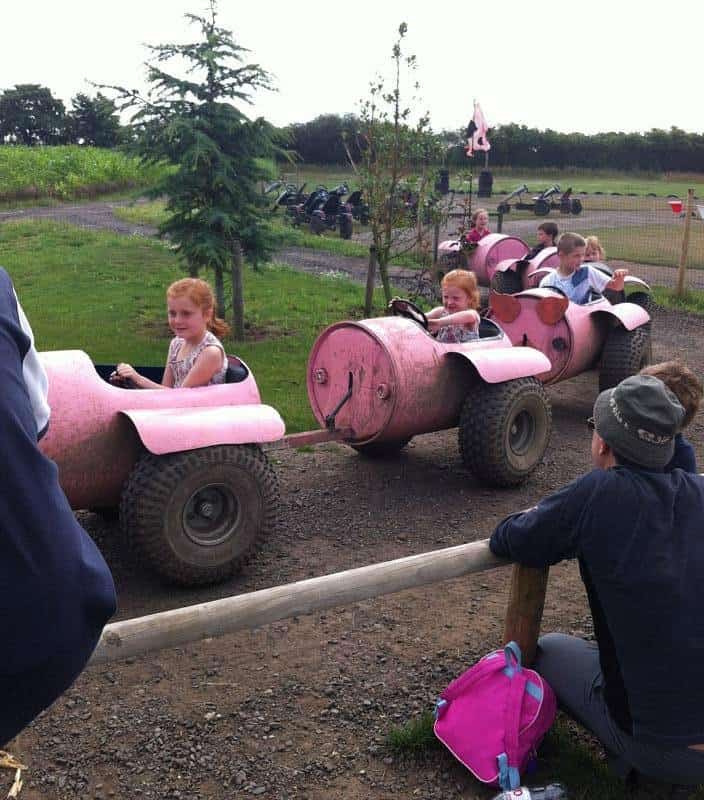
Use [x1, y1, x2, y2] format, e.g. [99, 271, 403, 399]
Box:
[231, 240, 245, 340]
[186, 257, 198, 278]
[213, 265, 226, 320]
[364, 246, 377, 317]
[376, 255, 393, 304]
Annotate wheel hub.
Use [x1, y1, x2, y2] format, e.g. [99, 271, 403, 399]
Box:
[183, 483, 240, 547]
[508, 410, 535, 455]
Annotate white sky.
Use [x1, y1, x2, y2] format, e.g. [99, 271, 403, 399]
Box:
[3, 0, 703, 136]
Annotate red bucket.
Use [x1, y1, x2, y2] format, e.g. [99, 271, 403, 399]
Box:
[668, 199, 683, 214]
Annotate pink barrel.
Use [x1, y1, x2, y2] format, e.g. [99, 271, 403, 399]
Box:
[469, 234, 529, 285]
[488, 290, 607, 384]
[307, 317, 475, 445]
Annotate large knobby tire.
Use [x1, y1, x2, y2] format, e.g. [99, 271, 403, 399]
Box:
[625, 291, 655, 316]
[339, 216, 353, 239]
[458, 378, 552, 487]
[598, 325, 651, 392]
[352, 438, 413, 458]
[310, 215, 325, 235]
[571, 198, 583, 215]
[120, 444, 279, 586]
[491, 269, 523, 295]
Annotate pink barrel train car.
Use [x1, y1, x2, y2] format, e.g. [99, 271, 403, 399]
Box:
[39, 350, 284, 586]
[437, 233, 653, 309]
[306, 289, 651, 487]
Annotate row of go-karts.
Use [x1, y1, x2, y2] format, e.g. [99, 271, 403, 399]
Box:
[265, 180, 369, 238]
[496, 184, 583, 216]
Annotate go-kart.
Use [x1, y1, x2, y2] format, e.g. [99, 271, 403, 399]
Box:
[497, 184, 583, 216]
[306, 288, 651, 487]
[39, 350, 285, 587]
[309, 183, 353, 238]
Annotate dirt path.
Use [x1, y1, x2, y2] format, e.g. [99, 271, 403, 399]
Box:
[4, 200, 704, 800]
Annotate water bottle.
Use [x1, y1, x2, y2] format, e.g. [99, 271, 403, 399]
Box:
[490, 784, 568, 800]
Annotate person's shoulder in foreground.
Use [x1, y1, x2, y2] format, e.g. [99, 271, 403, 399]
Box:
[489, 374, 696, 564]
[0, 267, 116, 746]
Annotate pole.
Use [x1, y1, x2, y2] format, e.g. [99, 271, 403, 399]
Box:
[90, 539, 507, 665]
[502, 564, 549, 666]
[676, 188, 695, 298]
[365, 245, 377, 316]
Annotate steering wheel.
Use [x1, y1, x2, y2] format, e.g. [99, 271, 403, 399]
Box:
[388, 297, 429, 330]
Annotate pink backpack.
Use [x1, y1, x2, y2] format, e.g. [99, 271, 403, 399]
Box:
[433, 641, 557, 791]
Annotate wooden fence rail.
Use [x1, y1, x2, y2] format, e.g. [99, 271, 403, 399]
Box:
[90, 540, 548, 667]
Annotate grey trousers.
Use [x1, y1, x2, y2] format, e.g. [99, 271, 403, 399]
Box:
[534, 633, 704, 786]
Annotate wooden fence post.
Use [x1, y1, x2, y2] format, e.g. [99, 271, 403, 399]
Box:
[676, 188, 695, 298]
[365, 245, 377, 317]
[503, 564, 549, 666]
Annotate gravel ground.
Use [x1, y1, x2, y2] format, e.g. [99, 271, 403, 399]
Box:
[3, 200, 703, 799]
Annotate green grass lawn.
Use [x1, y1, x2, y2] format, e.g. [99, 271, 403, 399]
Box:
[0, 219, 390, 432]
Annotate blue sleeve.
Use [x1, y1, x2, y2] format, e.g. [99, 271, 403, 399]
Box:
[489, 473, 600, 566]
[0, 268, 116, 744]
[668, 435, 698, 473]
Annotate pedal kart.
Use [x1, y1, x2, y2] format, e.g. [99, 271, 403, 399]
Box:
[39, 350, 285, 587]
[497, 184, 582, 216]
[305, 289, 651, 487]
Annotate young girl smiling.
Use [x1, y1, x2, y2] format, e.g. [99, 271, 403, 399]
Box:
[112, 278, 229, 389]
[427, 269, 481, 343]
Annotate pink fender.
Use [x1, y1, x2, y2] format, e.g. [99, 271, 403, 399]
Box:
[590, 301, 650, 331]
[524, 247, 560, 288]
[445, 346, 551, 384]
[122, 405, 285, 455]
[624, 276, 651, 291]
[39, 350, 277, 509]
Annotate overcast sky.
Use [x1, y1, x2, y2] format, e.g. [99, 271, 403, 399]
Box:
[3, 0, 703, 136]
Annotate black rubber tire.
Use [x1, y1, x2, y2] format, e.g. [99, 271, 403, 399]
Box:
[626, 291, 655, 315]
[497, 202, 510, 215]
[310, 216, 325, 235]
[352, 438, 412, 458]
[599, 326, 652, 392]
[571, 198, 583, 215]
[89, 506, 119, 522]
[458, 378, 552, 487]
[120, 445, 279, 586]
[534, 199, 551, 216]
[339, 216, 353, 239]
[491, 269, 523, 294]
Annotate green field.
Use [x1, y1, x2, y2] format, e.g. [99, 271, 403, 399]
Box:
[0, 219, 390, 432]
[0, 145, 169, 202]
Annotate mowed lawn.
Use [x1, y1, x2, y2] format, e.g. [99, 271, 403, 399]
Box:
[0, 220, 388, 432]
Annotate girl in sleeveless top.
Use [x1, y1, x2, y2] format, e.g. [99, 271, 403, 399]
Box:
[427, 269, 481, 344]
[111, 278, 229, 389]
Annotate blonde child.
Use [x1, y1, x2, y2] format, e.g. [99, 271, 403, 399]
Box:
[641, 360, 703, 473]
[584, 235, 606, 264]
[539, 232, 628, 304]
[464, 208, 491, 244]
[111, 278, 230, 389]
[427, 269, 481, 343]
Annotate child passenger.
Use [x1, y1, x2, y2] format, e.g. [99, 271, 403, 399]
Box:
[641, 360, 703, 473]
[111, 278, 229, 389]
[526, 221, 559, 260]
[427, 269, 481, 343]
[539, 232, 628, 304]
[584, 235, 606, 264]
[464, 208, 490, 244]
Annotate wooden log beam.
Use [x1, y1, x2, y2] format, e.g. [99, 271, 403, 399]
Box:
[90, 539, 507, 666]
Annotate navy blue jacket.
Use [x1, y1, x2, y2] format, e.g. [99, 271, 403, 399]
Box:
[490, 465, 704, 747]
[0, 268, 116, 745]
[667, 432, 698, 473]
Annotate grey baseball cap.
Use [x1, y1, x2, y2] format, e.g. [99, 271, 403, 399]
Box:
[593, 374, 685, 468]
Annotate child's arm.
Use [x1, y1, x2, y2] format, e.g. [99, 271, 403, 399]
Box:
[605, 268, 628, 292]
[427, 309, 479, 332]
[111, 363, 166, 390]
[426, 306, 445, 320]
[180, 345, 223, 388]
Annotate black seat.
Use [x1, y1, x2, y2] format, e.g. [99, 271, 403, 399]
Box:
[225, 356, 249, 383]
[478, 318, 502, 339]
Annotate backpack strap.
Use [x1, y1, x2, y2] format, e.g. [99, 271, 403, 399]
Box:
[498, 642, 529, 790]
